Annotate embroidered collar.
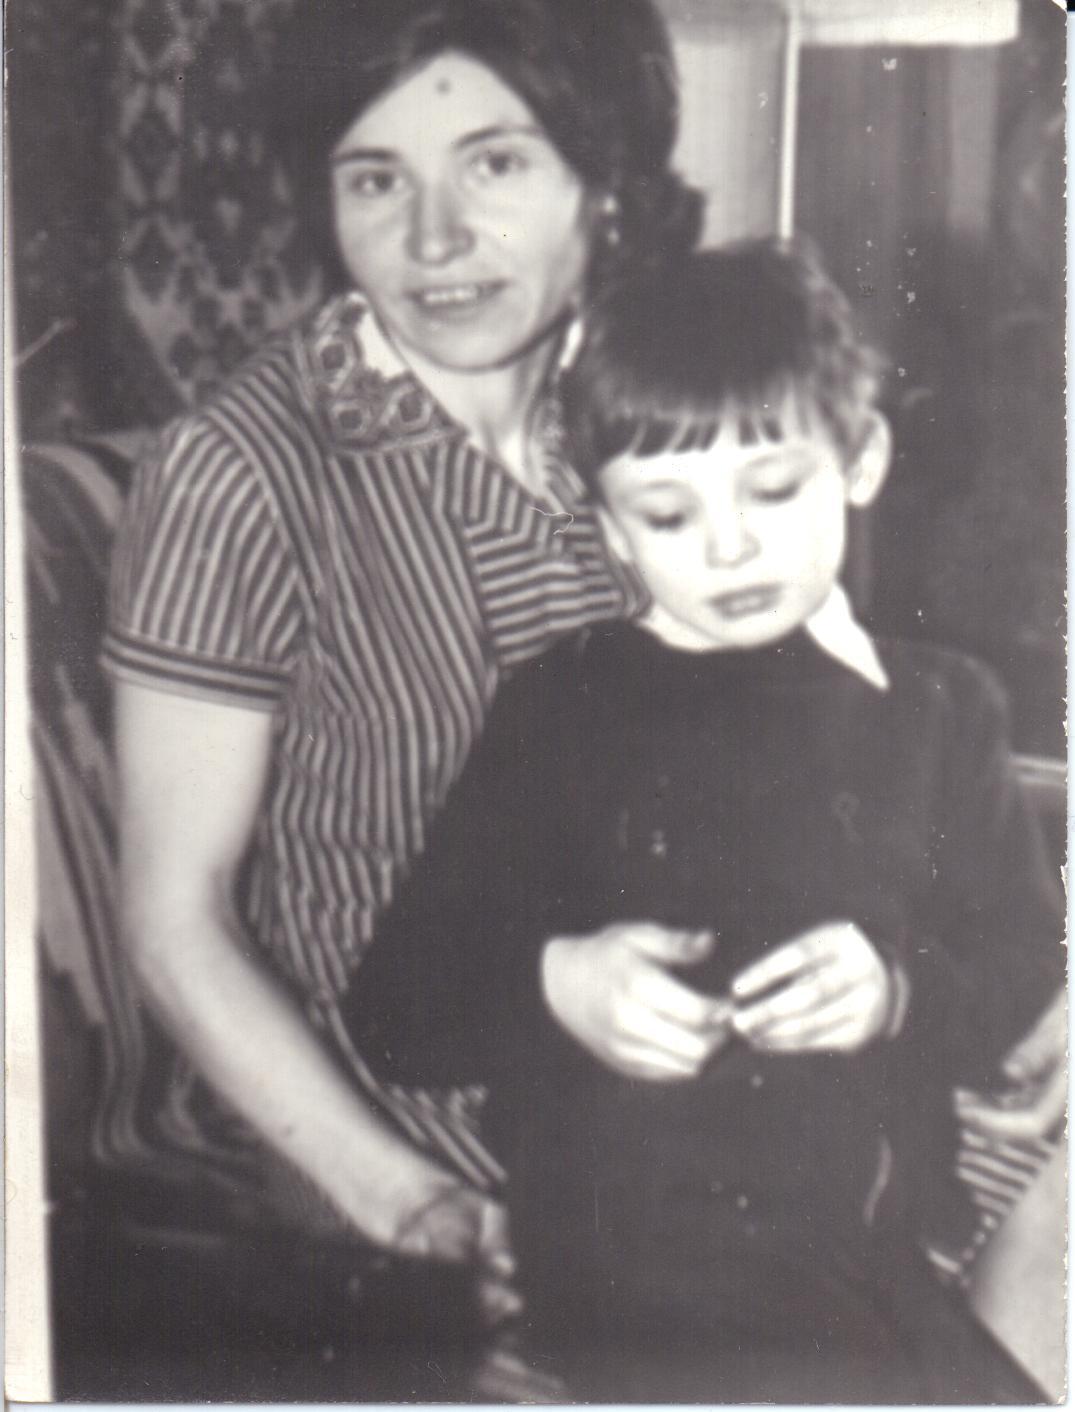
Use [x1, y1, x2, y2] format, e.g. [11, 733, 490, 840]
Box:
[805, 585, 889, 691]
[296, 291, 458, 451]
[296, 292, 584, 512]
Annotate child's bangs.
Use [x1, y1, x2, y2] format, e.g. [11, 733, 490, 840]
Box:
[727, 378, 820, 446]
[605, 374, 811, 463]
[615, 408, 722, 460]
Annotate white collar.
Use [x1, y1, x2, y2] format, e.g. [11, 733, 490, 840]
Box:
[806, 585, 889, 691]
[638, 584, 888, 690]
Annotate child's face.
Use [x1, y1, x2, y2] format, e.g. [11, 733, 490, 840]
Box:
[598, 408, 888, 653]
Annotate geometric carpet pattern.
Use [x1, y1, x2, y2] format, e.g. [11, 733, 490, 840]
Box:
[115, 0, 322, 418]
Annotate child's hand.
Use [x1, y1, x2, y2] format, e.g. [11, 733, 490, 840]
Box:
[542, 923, 733, 1081]
[729, 921, 894, 1053]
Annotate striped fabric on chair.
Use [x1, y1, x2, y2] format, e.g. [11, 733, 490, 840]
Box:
[25, 434, 270, 1222]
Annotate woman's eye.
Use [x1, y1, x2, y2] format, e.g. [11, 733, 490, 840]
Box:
[343, 168, 404, 199]
[470, 147, 528, 180]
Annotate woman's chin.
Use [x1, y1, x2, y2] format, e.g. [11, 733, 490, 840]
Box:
[390, 308, 574, 379]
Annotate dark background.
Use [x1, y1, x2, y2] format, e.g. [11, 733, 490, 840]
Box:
[794, 1, 1065, 758]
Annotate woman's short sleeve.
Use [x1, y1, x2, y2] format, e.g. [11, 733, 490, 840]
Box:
[101, 417, 307, 709]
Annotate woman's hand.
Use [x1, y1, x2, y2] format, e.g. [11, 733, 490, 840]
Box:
[730, 921, 894, 1054]
[541, 923, 733, 1081]
[955, 989, 1067, 1144]
[394, 1183, 522, 1326]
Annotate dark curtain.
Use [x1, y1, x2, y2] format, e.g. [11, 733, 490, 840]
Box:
[797, 0, 1064, 754]
[9, 0, 118, 435]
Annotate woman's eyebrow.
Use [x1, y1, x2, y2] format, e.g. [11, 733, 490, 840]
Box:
[331, 124, 543, 167]
[331, 146, 397, 167]
[456, 123, 545, 150]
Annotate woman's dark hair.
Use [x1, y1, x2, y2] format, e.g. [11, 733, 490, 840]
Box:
[271, 0, 703, 289]
[562, 239, 887, 490]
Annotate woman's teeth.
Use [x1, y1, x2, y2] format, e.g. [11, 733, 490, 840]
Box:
[413, 284, 494, 309]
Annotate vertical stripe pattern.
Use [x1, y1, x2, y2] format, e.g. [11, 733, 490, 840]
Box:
[102, 292, 643, 1015]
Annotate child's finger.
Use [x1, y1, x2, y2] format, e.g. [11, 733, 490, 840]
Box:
[636, 961, 725, 1031]
[729, 921, 871, 1003]
[798, 1015, 870, 1052]
[735, 979, 861, 1045]
[743, 991, 868, 1048]
[750, 1015, 870, 1053]
[729, 941, 809, 1000]
[619, 994, 718, 1067]
[629, 925, 716, 969]
[732, 957, 863, 1029]
[610, 1042, 705, 1081]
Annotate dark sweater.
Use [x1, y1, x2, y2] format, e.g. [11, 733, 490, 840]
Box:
[343, 623, 1062, 1366]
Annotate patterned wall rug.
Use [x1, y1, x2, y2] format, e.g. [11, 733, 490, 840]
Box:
[112, 0, 323, 421]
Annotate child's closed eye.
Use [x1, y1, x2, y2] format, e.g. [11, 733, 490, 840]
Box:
[746, 451, 820, 504]
[643, 510, 690, 531]
[751, 479, 802, 505]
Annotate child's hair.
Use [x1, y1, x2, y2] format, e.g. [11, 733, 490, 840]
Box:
[562, 238, 886, 489]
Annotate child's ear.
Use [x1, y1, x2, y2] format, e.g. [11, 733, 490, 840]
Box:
[596, 504, 633, 562]
[846, 412, 891, 508]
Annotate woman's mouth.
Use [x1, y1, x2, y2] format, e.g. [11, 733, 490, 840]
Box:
[710, 585, 782, 619]
[408, 282, 505, 317]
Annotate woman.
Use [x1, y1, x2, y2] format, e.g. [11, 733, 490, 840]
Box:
[104, 0, 719, 1275]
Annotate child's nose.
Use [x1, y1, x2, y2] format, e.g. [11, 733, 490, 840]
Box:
[704, 511, 759, 568]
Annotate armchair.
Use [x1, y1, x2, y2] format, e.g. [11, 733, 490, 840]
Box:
[26, 433, 485, 1402]
[23, 429, 1064, 1401]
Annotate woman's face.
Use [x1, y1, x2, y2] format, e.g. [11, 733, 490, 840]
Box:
[330, 51, 596, 374]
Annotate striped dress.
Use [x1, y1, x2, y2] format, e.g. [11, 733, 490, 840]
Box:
[102, 291, 645, 1183]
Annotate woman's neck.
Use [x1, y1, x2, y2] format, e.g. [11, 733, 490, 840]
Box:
[399, 340, 559, 494]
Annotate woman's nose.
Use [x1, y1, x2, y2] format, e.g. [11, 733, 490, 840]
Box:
[406, 184, 475, 265]
[704, 511, 759, 568]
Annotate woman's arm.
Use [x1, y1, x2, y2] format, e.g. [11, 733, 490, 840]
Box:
[115, 679, 488, 1254]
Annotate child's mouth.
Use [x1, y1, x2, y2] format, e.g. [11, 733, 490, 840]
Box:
[710, 586, 781, 619]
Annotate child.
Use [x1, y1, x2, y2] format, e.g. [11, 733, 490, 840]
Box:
[342, 242, 1063, 1403]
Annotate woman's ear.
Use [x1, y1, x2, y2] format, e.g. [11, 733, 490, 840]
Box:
[846, 412, 892, 508]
